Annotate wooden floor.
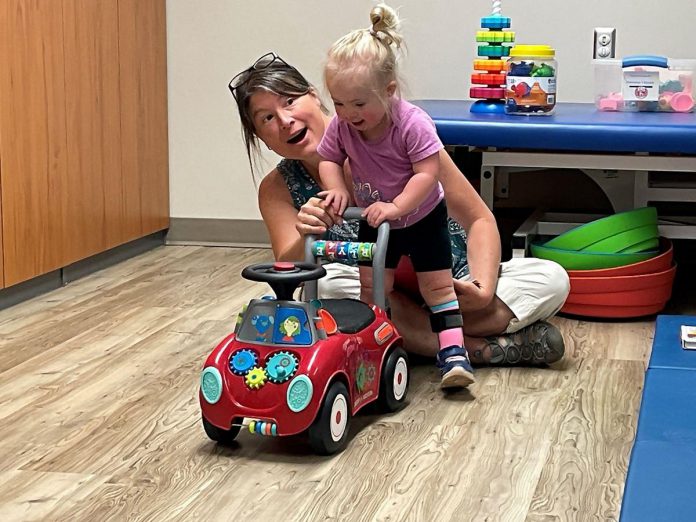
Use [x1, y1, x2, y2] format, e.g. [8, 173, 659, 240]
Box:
[0, 245, 671, 521]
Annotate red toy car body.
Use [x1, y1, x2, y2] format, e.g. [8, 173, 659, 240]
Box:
[200, 212, 408, 454]
[200, 294, 406, 453]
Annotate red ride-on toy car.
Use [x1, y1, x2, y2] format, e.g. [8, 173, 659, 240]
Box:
[199, 208, 409, 454]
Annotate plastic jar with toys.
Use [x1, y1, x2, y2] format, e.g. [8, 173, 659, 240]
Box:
[505, 45, 557, 115]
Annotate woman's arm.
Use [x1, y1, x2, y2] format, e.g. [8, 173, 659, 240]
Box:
[439, 149, 501, 310]
[259, 167, 352, 261]
[258, 169, 310, 262]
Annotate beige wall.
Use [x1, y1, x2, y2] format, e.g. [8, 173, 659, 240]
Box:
[166, 0, 696, 221]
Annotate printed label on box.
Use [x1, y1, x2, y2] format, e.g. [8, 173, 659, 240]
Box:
[622, 71, 659, 101]
[505, 77, 556, 106]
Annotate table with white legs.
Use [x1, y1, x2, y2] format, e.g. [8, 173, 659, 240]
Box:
[415, 100, 696, 254]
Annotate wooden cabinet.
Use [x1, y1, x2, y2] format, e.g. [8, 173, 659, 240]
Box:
[119, 0, 170, 241]
[0, 0, 169, 288]
[63, 0, 124, 264]
[0, 0, 70, 287]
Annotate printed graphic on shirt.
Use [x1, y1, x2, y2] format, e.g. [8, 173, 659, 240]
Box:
[353, 181, 382, 206]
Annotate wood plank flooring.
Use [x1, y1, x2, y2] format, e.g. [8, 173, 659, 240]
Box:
[0, 246, 659, 521]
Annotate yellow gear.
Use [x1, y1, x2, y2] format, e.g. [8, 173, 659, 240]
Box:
[245, 367, 267, 389]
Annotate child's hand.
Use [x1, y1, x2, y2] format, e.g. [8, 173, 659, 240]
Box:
[296, 197, 343, 235]
[363, 202, 401, 228]
[318, 188, 351, 216]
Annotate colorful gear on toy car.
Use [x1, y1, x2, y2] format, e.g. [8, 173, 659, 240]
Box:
[265, 351, 298, 383]
[356, 363, 367, 391]
[245, 367, 267, 389]
[230, 349, 257, 375]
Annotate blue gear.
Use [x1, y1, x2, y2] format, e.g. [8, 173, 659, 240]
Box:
[481, 15, 511, 29]
[265, 351, 298, 383]
[230, 349, 257, 375]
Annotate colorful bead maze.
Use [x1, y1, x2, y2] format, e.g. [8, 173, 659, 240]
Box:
[470, 0, 515, 113]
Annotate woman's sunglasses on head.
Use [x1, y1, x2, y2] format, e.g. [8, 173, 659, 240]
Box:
[229, 52, 294, 100]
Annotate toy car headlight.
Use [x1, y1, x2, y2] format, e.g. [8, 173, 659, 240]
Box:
[200, 367, 223, 404]
[286, 375, 313, 412]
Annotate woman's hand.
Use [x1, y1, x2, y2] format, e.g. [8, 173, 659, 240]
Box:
[453, 278, 495, 312]
[295, 197, 342, 236]
[363, 202, 400, 228]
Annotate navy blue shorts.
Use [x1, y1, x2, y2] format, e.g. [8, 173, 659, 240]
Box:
[357, 200, 452, 272]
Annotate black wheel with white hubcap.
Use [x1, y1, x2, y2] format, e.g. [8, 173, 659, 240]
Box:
[378, 346, 409, 412]
[308, 381, 351, 455]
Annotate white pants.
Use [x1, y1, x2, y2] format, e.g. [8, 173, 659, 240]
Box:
[316, 258, 570, 334]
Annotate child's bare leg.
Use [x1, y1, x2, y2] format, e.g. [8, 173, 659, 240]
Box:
[417, 269, 475, 388]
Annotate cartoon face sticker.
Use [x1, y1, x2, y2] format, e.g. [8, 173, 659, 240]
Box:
[278, 316, 301, 341]
[251, 314, 274, 342]
[273, 307, 312, 345]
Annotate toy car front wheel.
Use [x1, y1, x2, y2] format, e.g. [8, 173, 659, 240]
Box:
[308, 381, 351, 455]
[378, 346, 409, 412]
[202, 415, 241, 445]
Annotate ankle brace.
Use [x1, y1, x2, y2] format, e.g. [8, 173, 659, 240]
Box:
[429, 308, 463, 333]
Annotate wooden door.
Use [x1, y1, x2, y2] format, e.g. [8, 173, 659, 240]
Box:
[0, 174, 4, 288]
[0, 0, 68, 286]
[119, 0, 170, 240]
[62, 0, 124, 264]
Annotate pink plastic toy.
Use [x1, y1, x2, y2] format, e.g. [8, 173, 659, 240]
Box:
[657, 73, 694, 112]
[671, 74, 694, 112]
[598, 92, 623, 111]
[669, 92, 694, 112]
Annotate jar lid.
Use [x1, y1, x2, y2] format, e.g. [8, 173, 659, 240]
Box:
[510, 45, 555, 58]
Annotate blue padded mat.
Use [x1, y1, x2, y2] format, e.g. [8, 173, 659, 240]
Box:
[635, 368, 696, 444]
[620, 439, 696, 522]
[414, 100, 696, 155]
[648, 315, 696, 371]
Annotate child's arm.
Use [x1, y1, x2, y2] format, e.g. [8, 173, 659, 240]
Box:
[363, 153, 439, 227]
[318, 160, 352, 216]
[392, 153, 439, 215]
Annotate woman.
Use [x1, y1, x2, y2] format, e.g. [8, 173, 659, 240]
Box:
[230, 52, 570, 365]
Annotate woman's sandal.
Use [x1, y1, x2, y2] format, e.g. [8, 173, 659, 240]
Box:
[436, 345, 475, 389]
[483, 321, 565, 366]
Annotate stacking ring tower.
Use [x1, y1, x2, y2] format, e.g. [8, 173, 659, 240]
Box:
[469, 0, 514, 113]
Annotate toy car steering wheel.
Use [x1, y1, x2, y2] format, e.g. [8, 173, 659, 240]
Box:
[241, 261, 327, 300]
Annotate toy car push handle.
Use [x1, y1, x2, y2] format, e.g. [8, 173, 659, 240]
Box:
[304, 207, 390, 309]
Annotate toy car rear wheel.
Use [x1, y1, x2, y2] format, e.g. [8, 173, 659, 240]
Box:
[377, 346, 409, 412]
[308, 381, 351, 455]
[202, 415, 241, 445]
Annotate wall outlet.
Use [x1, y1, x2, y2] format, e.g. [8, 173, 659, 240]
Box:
[593, 27, 616, 59]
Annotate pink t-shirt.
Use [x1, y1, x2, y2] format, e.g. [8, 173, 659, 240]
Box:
[317, 98, 444, 229]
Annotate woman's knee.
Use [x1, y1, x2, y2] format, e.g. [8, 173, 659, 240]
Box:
[543, 261, 571, 302]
